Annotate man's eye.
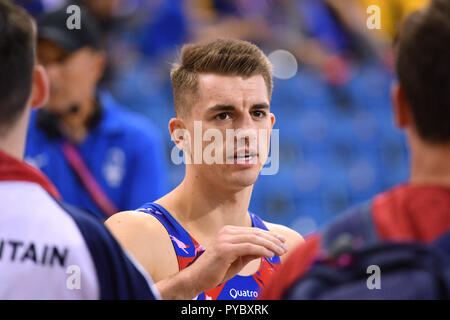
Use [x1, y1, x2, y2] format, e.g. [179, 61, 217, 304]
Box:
[253, 111, 266, 118]
[215, 113, 230, 120]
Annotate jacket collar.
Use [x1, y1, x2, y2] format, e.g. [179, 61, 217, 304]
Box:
[0, 149, 61, 199]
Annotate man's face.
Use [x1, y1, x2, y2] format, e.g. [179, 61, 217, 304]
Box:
[37, 38, 103, 114]
[181, 73, 275, 191]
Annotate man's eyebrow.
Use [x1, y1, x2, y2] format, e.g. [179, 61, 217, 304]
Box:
[207, 103, 270, 113]
[207, 104, 236, 113]
[251, 103, 270, 110]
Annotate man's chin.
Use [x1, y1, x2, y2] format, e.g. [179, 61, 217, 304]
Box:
[224, 168, 260, 189]
[195, 163, 261, 191]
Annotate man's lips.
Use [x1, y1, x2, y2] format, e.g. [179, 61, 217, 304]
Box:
[226, 150, 259, 164]
[227, 150, 258, 158]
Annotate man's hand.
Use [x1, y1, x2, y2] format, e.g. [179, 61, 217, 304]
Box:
[156, 225, 287, 300]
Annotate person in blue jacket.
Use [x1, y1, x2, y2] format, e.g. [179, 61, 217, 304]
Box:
[25, 3, 167, 219]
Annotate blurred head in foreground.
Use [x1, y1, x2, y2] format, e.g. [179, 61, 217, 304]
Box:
[0, 0, 48, 158]
[392, 0, 450, 167]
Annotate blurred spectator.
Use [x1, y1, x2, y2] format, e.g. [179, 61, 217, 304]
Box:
[25, 3, 167, 219]
[137, 0, 188, 59]
[13, 0, 66, 16]
[13, 0, 45, 15]
[187, 0, 388, 78]
[356, 0, 430, 38]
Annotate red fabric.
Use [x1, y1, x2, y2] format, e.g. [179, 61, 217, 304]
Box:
[372, 184, 450, 243]
[260, 234, 321, 300]
[260, 184, 450, 300]
[0, 149, 61, 199]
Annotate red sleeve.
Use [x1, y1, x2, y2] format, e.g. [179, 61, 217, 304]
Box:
[260, 234, 321, 300]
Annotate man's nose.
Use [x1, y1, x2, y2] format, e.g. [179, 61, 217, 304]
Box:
[234, 114, 258, 147]
[235, 112, 258, 130]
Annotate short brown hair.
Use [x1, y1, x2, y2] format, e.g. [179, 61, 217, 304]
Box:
[395, 0, 450, 143]
[0, 0, 36, 133]
[170, 38, 273, 117]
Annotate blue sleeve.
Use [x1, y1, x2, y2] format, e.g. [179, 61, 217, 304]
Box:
[58, 201, 158, 300]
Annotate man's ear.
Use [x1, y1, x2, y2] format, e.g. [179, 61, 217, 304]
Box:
[30, 64, 49, 109]
[169, 117, 190, 152]
[391, 82, 412, 129]
[270, 112, 276, 129]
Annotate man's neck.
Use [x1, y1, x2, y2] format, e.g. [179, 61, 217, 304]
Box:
[156, 172, 254, 242]
[0, 108, 30, 161]
[409, 133, 450, 188]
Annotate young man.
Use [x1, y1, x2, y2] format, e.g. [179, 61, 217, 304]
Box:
[0, 0, 158, 299]
[261, 0, 450, 300]
[106, 39, 304, 300]
[25, 4, 167, 218]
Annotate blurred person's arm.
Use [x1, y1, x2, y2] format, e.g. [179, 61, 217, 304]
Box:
[324, 0, 392, 60]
